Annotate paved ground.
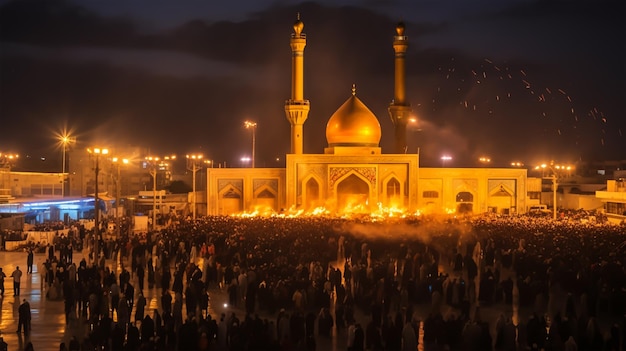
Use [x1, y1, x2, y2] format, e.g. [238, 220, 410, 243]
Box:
[0, 249, 359, 351]
[2, 248, 619, 351]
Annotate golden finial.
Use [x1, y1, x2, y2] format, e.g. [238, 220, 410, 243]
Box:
[293, 13, 304, 36]
[396, 21, 405, 36]
[351, 84, 356, 96]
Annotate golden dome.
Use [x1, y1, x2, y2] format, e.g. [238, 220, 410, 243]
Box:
[326, 86, 381, 147]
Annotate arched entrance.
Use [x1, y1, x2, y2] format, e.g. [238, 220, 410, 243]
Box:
[488, 185, 513, 215]
[456, 191, 474, 214]
[305, 178, 320, 210]
[336, 173, 370, 213]
[253, 186, 278, 213]
[385, 177, 402, 207]
[219, 186, 243, 215]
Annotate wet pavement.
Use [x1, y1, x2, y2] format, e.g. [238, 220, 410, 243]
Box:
[0, 249, 354, 351]
[2, 247, 619, 351]
[0, 247, 478, 351]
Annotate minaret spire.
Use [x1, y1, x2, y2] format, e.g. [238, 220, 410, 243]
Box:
[388, 21, 412, 154]
[285, 13, 310, 154]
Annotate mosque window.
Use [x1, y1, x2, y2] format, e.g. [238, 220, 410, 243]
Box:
[422, 190, 439, 198]
[387, 178, 401, 196]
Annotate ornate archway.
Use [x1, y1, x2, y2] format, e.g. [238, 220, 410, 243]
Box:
[336, 173, 371, 213]
[456, 191, 474, 213]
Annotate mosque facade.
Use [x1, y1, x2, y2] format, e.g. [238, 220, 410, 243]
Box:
[206, 16, 528, 216]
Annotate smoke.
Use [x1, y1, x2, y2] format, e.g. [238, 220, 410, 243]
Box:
[334, 215, 475, 247]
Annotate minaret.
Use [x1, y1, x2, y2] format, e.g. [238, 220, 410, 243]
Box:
[285, 13, 310, 154]
[388, 21, 412, 154]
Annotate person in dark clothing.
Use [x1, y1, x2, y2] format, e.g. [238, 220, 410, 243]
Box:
[161, 289, 172, 315]
[17, 299, 31, 335]
[26, 249, 34, 274]
[353, 323, 365, 351]
[141, 314, 155, 342]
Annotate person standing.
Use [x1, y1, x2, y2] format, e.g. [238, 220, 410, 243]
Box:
[17, 299, 31, 335]
[11, 266, 22, 296]
[0, 267, 6, 296]
[26, 249, 34, 274]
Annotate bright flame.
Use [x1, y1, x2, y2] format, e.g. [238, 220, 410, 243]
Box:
[231, 201, 458, 220]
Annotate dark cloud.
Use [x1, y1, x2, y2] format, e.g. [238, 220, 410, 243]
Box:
[0, 0, 623, 170]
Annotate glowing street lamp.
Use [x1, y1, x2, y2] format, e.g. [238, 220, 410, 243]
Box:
[0, 153, 19, 196]
[244, 121, 257, 168]
[145, 155, 176, 229]
[87, 147, 109, 257]
[112, 157, 129, 238]
[186, 154, 203, 220]
[478, 157, 491, 166]
[510, 162, 524, 167]
[59, 133, 76, 197]
[534, 161, 574, 220]
[441, 155, 452, 167]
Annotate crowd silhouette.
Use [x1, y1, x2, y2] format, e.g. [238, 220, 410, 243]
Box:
[18, 213, 626, 350]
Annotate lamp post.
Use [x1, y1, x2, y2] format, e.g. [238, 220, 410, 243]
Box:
[88, 147, 108, 258]
[244, 121, 257, 168]
[0, 153, 19, 196]
[144, 155, 176, 230]
[145, 156, 160, 231]
[441, 155, 452, 167]
[478, 156, 491, 166]
[186, 154, 203, 220]
[59, 134, 75, 197]
[112, 157, 128, 239]
[535, 162, 574, 220]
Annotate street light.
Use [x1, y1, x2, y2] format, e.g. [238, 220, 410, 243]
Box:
[87, 147, 109, 258]
[0, 153, 19, 196]
[59, 133, 76, 197]
[244, 120, 257, 168]
[144, 155, 176, 230]
[534, 162, 574, 220]
[441, 155, 452, 167]
[145, 156, 160, 231]
[112, 157, 129, 239]
[240, 157, 251, 168]
[478, 156, 491, 165]
[186, 154, 203, 220]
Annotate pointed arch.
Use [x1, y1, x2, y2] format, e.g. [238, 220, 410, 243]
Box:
[253, 184, 278, 212]
[218, 185, 243, 214]
[383, 174, 403, 208]
[303, 176, 321, 210]
[335, 172, 372, 213]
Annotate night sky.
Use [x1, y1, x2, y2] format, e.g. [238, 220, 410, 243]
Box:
[1, 0, 624, 170]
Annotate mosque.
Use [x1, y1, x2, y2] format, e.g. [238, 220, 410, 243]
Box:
[206, 16, 529, 216]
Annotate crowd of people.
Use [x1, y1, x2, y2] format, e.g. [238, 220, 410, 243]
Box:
[9, 213, 626, 350]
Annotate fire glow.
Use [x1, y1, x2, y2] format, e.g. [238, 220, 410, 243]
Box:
[232, 202, 457, 220]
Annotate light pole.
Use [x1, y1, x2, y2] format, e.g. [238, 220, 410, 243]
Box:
[88, 147, 108, 258]
[244, 121, 257, 168]
[186, 154, 203, 220]
[441, 155, 452, 167]
[0, 153, 19, 196]
[145, 156, 160, 231]
[478, 156, 491, 166]
[112, 157, 128, 239]
[535, 162, 574, 220]
[59, 134, 75, 197]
